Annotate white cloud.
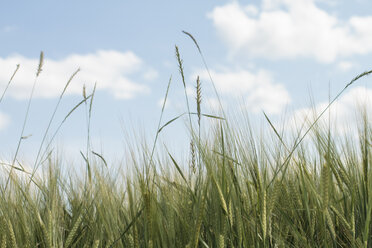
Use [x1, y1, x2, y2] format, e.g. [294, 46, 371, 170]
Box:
[0, 50, 155, 100]
[208, 0, 372, 63]
[0, 158, 44, 187]
[337, 61, 354, 71]
[196, 69, 291, 115]
[2, 25, 17, 33]
[0, 112, 10, 131]
[289, 86, 372, 135]
[205, 97, 224, 112]
[186, 85, 195, 98]
[157, 97, 171, 109]
[143, 68, 159, 81]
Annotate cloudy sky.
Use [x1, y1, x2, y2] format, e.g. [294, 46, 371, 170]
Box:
[1, 0, 372, 164]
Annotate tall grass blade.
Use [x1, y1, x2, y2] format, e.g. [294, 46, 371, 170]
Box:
[0, 64, 19, 104]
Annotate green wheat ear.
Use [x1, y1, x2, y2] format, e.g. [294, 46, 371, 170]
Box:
[8, 220, 18, 248]
[261, 190, 267, 243]
[196, 76, 202, 126]
[92, 240, 100, 248]
[82, 84, 87, 99]
[65, 214, 83, 248]
[325, 209, 336, 240]
[190, 141, 196, 173]
[37, 211, 51, 248]
[0, 233, 6, 248]
[321, 162, 330, 208]
[212, 176, 228, 215]
[218, 234, 225, 248]
[175, 45, 193, 132]
[175, 45, 185, 88]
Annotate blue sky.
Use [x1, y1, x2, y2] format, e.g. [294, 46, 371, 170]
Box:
[1, 0, 372, 166]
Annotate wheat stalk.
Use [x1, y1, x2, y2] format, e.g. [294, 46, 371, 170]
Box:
[193, 194, 206, 248]
[0, 64, 19, 104]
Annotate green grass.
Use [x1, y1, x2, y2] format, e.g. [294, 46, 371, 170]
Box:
[1, 38, 372, 247]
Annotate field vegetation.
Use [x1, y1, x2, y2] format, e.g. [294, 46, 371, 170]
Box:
[1, 34, 372, 247]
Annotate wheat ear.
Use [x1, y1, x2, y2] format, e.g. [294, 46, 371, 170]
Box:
[8, 220, 18, 248]
[65, 214, 83, 247]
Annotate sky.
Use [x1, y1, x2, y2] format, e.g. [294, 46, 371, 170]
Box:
[1, 0, 372, 167]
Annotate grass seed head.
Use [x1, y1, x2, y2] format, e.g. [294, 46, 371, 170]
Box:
[36, 51, 44, 77]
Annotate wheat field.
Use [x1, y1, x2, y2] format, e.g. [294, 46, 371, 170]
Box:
[1, 37, 372, 247]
